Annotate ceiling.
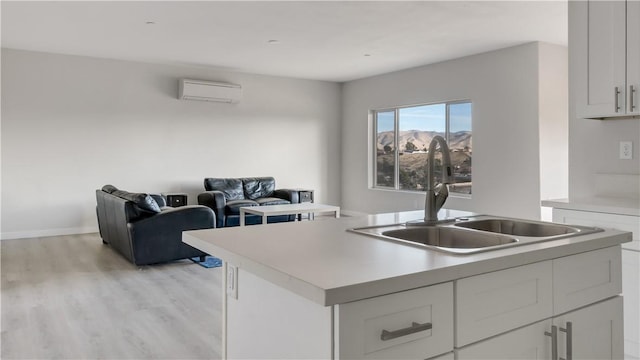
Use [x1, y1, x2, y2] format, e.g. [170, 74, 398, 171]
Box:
[1, 1, 568, 82]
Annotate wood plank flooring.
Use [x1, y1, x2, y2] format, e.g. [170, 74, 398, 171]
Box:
[1, 233, 222, 359]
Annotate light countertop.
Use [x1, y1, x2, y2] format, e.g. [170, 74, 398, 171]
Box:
[183, 209, 631, 306]
[542, 197, 640, 217]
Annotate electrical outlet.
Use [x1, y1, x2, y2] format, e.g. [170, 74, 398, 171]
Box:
[620, 141, 633, 160]
[226, 264, 238, 299]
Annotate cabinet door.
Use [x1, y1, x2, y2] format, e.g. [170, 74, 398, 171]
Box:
[553, 297, 624, 360]
[572, 0, 627, 118]
[456, 320, 552, 360]
[622, 249, 640, 358]
[628, 0, 640, 115]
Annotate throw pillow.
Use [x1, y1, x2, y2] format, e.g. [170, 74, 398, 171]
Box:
[102, 184, 118, 194]
[112, 190, 162, 213]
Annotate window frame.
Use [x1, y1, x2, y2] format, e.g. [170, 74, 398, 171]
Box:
[372, 100, 472, 195]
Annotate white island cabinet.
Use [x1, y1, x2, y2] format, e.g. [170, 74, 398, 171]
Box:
[543, 198, 640, 360]
[183, 210, 630, 359]
[456, 245, 623, 360]
[457, 297, 623, 360]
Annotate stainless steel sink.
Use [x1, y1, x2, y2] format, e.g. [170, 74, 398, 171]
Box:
[348, 216, 602, 255]
[454, 219, 580, 237]
[383, 227, 517, 249]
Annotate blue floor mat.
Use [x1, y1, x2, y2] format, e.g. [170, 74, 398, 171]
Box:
[190, 256, 223, 268]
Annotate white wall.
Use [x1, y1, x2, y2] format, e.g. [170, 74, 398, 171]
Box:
[341, 42, 568, 220]
[567, 96, 640, 198]
[539, 43, 570, 219]
[1, 49, 342, 239]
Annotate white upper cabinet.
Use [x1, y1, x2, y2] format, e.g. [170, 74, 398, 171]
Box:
[572, 0, 640, 119]
[628, 0, 640, 114]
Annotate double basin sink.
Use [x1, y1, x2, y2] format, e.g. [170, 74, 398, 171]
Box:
[348, 216, 602, 254]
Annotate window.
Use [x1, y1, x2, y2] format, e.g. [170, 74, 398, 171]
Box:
[374, 101, 472, 195]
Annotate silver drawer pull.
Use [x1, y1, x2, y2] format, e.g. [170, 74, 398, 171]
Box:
[380, 321, 432, 341]
[631, 85, 637, 112]
[615, 86, 621, 112]
[559, 322, 573, 360]
[545, 325, 558, 360]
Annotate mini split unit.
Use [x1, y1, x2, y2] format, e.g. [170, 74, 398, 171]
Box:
[178, 79, 242, 103]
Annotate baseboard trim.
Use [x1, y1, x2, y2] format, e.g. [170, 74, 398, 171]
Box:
[1, 227, 99, 240]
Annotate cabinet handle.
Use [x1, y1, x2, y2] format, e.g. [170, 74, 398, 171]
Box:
[615, 87, 621, 112]
[559, 322, 573, 360]
[380, 321, 432, 341]
[545, 325, 558, 360]
[631, 85, 637, 112]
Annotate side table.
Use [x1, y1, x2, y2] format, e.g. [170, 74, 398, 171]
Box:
[163, 193, 188, 207]
[298, 189, 314, 203]
[294, 189, 314, 220]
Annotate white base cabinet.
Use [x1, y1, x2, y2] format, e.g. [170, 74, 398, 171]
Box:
[622, 249, 640, 359]
[224, 267, 333, 359]
[457, 297, 623, 360]
[553, 297, 624, 360]
[222, 247, 624, 359]
[553, 208, 639, 359]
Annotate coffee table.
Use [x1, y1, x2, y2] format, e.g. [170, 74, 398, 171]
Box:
[239, 202, 340, 226]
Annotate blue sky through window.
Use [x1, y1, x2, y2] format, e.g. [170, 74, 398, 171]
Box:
[377, 102, 471, 133]
[450, 102, 472, 132]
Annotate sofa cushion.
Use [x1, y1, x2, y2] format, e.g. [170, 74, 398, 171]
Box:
[112, 190, 162, 213]
[225, 199, 259, 215]
[255, 197, 290, 206]
[243, 177, 275, 200]
[204, 178, 245, 201]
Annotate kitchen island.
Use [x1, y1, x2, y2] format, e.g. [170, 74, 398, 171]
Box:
[183, 210, 631, 359]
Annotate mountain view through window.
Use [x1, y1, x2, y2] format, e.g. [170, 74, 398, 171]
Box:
[374, 101, 472, 195]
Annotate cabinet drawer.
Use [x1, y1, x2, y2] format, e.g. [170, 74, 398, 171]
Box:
[337, 282, 453, 359]
[456, 261, 553, 346]
[553, 246, 622, 315]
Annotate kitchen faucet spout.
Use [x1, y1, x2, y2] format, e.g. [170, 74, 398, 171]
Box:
[424, 135, 453, 224]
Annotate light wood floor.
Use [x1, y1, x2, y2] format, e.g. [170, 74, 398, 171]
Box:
[1, 233, 222, 359]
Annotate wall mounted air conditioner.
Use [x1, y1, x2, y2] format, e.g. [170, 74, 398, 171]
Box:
[178, 79, 242, 103]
